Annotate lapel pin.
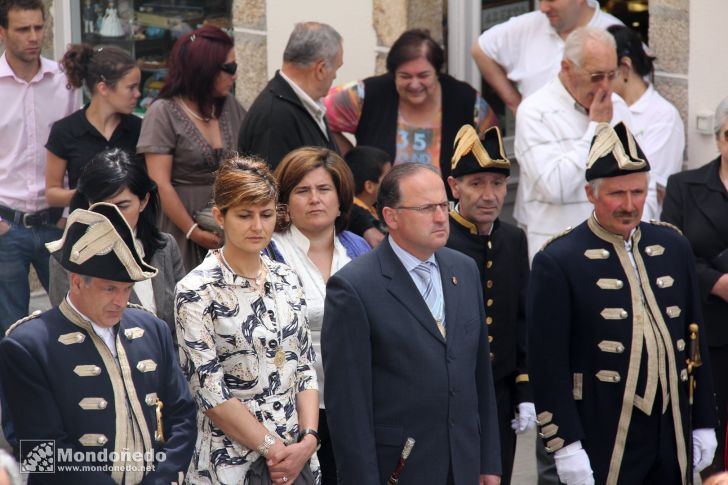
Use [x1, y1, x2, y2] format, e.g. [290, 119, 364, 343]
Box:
[451, 276, 458, 285]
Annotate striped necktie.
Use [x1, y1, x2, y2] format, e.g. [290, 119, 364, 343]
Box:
[412, 261, 445, 337]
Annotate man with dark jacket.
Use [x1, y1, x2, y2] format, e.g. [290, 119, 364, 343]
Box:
[0, 203, 196, 484]
[238, 21, 342, 168]
[446, 125, 533, 485]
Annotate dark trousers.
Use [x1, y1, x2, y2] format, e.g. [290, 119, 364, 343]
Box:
[613, 399, 680, 484]
[319, 408, 338, 485]
[494, 378, 517, 485]
[538, 396, 682, 485]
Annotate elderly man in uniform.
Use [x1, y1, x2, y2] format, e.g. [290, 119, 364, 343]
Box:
[528, 122, 717, 485]
[0, 203, 196, 485]
[446, 125, 533, 485]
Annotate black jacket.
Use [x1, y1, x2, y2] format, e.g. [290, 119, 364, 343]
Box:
[446, 213, 531, 402]
[237, 71, 339, 168]
[662, 157, 728, 346]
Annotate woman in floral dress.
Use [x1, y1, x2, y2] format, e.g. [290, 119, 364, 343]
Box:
[175, 157, 320, 485]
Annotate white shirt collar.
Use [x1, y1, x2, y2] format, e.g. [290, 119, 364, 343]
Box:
[65, 295, 118, 356]
[279, 69, 327, 120]
[388, 235, 437, 272]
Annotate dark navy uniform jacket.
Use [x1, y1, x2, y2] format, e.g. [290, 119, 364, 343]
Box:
[528, 216, 716, 485]
[0, 301, 197, 484]
[447, 213, 532, 402]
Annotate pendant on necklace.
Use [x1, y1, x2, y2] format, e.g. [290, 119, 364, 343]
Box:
[274, 348, 286, 368]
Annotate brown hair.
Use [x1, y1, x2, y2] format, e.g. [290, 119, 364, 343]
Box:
[61, 44, 135, 92]
[274, 147, 354, 233]
[213, 155, 278, 214]
[386, 28, 444, 73]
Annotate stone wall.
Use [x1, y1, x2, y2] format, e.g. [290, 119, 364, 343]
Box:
[372, 0, 443, 74]
[649, 0, 689, 136]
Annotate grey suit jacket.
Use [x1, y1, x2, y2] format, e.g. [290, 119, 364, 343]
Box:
[48, 232, 185, 339]
[322, 238, 501, 485]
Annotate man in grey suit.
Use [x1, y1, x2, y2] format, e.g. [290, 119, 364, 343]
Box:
[322, 163, 501, 485]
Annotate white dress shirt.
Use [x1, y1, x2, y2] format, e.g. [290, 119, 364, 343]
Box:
[627, 84, 685, 222]
[66, 296, 117, 357]
[388, 236, 445, 326]
[514, 77, 633, 261]
[0, 53, 78, 213]
[477, 3, 622, 99]
[272, 226, 351, 404]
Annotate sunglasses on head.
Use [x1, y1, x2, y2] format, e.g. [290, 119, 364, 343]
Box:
[220, 62, 238, 75]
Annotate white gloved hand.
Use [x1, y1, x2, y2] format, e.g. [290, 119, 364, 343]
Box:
[693, 428, 718, 473]
[554, 441, 595, 485]
[510, 402, 537, 434]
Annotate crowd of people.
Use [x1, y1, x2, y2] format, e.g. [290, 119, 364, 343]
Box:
[0, 0, 727, 484]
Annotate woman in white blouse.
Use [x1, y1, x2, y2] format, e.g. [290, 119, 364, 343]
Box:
[268, 147, 370, 485]
[607, 25, 685, 221]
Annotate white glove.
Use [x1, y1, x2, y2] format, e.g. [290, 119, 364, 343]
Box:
[510, 402, 537, 434]
[554, 441, 595, 485]
[693, 428, 718, 473]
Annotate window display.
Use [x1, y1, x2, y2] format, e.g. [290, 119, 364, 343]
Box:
[77, 0, 232, 113]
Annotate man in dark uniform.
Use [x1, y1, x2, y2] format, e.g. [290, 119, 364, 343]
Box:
[446, 124, 533, 485]
[528, 122, 717, 485]
[0, 203, 196, 484]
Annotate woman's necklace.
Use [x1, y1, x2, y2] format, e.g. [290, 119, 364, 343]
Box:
[218, 251, 286, 369]
[177, 97, 215, 123]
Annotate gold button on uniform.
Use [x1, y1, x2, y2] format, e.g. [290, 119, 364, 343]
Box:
[486, 299, 494, 307]
[486, 316, 493, 325]
[486, 280, 493, 289]
[486, 261, 493, 269]
[488, 335, 493, 343]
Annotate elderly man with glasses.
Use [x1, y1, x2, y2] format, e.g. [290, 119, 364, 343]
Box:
[513, 26, 633, 263]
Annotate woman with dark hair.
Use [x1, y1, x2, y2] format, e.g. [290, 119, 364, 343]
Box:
[175, 156, 320, 485]
[137, 25, 246, 271]
[324, 28, 496, 198]
[46, 44, 141, 208]
[48, 148, 185, 337]
[662, 96, 728, 476]
[607, 24, 685, 220]
[267, 147, 369, 485]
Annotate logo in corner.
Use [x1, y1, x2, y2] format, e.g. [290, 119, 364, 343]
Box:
[20, 440, 55, 473]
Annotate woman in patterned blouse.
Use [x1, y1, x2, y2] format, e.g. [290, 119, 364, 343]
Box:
[175, 157, 320, 485]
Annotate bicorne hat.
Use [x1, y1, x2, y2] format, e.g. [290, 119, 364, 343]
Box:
[45, 202, 158, 282]
[585, 122, 650, 181]
[451, 125, 511, 178]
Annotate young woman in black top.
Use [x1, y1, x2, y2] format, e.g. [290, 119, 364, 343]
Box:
[45, 44, 142, 208]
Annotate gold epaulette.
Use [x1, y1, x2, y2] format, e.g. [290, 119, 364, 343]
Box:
[540, 227, 573, 252]
[5, 310, 42, 337]
[649, 219, 683, 235]
[126, 303, 154, 314]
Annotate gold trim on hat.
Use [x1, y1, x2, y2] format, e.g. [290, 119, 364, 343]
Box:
[586, 123, 647, 171]
[45, 203, 157, 282]
[451, 125, 510, 172]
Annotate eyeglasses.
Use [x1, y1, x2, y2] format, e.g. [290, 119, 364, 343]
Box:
[396, 202, 450, 215]
[220, 62, 238, 75]
[586, 70, 617, 83]
[571, 62, 616, 84]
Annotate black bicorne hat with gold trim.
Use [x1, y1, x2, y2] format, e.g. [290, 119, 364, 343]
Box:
[451, 125, 511, 178]
[585, 122, 650, 181]
[45, 202, 158, 282]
